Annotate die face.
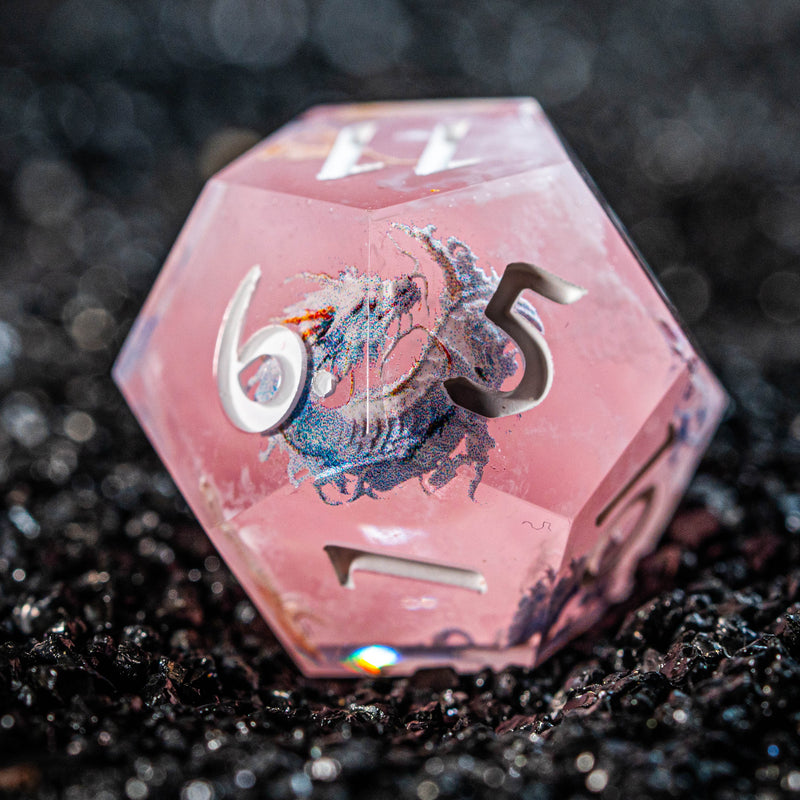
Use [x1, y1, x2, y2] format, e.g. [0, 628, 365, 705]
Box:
[219, 99, 567, 210]
[367, 166, 686, 518]
[536, 355, 724, 664]
[114, 185, 372, 531]
[114, 98, 726, 677]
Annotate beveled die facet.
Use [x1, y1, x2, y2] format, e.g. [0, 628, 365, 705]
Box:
[114, 99, 726, 677]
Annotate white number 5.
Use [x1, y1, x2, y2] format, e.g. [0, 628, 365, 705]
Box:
[214, 265, 308, 433]
[445, 262, 587, 418]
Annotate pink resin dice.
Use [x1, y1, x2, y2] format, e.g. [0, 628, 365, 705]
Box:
[113, 99, 726, 677]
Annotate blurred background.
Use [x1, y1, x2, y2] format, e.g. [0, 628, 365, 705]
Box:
[1, 0, 799, 402]
[0, 1, 799, 797]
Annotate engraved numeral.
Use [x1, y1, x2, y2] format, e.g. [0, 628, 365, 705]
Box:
[586, 424, 676, 584]
[316, 122, 384, 181]
[445, 263, 587, 418]
[317, 119, 478, 181]
[214, 265, 307, 433]
[595, 424, 676, 527]
[324, 545, 487, 593]
[414, 120, 478, 176]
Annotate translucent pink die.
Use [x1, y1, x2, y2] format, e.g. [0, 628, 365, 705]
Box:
[113, 99, 726, 677]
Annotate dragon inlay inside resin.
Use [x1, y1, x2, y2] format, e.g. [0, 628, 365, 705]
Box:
[258, 224, 543, 504]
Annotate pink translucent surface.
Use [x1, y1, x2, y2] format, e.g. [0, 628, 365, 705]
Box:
[114, 99, 727, 677]
[221, 99, 567, 210]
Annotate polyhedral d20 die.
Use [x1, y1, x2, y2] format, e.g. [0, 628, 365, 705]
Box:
[113, 98, 727, 677]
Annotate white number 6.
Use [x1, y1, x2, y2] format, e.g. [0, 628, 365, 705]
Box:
[214, 265, 308, 433]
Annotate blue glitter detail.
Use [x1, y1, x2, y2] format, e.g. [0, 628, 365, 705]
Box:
[262, 224, 544, 504]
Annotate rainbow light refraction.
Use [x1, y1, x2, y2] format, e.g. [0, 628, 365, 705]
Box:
[344, 645, 401, 675]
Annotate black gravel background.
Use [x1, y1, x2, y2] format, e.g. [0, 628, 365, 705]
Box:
[1, 2, 799, 798]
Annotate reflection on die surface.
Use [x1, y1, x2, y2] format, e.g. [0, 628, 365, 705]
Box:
[114, 99, 726, 677]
